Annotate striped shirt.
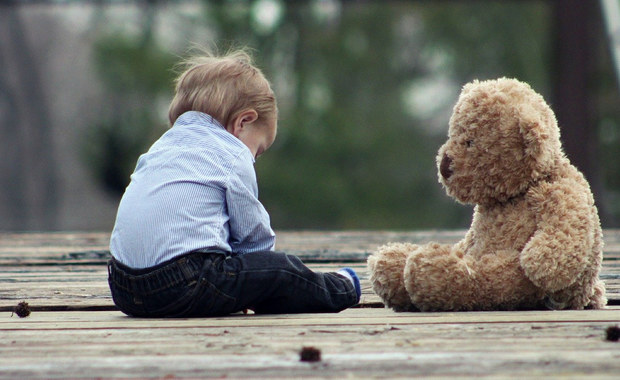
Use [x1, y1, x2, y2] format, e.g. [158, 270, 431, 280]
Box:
[109, 111, 276, 269]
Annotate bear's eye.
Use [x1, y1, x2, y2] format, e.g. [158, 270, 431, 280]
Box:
[465, 140, 474, 148]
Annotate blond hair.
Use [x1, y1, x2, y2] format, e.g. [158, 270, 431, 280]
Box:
[168, 48, 277, 128]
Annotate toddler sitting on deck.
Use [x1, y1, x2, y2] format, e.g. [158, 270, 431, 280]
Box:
[107, 48, 360, 317]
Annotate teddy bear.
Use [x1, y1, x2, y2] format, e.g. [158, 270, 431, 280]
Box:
[367, 77, 606, 311]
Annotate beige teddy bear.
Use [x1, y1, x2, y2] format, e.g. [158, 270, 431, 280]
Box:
[368, 77, 606, 311]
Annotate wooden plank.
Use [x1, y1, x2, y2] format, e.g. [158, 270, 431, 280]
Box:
[0, 264, 383, 310]
[2, 351, 618, 380]
[1, 263, 616, 311]
[1, 231, 619, 311]
[1, 308, 619, 379]
[2, 232, 619, 380]
[0, 265, 619, 310]
[2, 307, 619, 328]
[0, 231, 467, 265]
[0, 229, 619, 263]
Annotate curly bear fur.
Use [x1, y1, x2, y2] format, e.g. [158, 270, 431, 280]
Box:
[368, 77, 606, 311]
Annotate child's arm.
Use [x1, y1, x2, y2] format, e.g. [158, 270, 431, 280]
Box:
[225, 153, 275, 253]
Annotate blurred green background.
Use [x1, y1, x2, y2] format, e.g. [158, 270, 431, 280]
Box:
[1, 0, 619, 231]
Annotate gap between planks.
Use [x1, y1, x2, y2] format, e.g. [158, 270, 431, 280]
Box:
[2, 307, 620, 330]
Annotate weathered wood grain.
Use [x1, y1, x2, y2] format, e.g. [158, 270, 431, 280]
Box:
[3, 308, 620, 328]
[1, 231, 619, 311]
[1, 308, 619, 379]
[1, 230, 618, 263]
[0, 263, 382, 310]
[0, 265, 617, 311]
[1, 232, 620, 379]
[0, 231, 467, 265]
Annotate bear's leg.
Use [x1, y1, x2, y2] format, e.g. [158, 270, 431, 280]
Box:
[554, 241, 606, 309]
[367, 243, 418, 311]
[403, 243, 476, 311]
[588, 279, 607, 309]
[555, 272, 608, 310]
[404, 244, 541, 311]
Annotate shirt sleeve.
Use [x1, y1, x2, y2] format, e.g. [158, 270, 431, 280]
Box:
[225, 151, 276, 253]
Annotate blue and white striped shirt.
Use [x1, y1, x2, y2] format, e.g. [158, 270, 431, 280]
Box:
[109, 111, 276, 269]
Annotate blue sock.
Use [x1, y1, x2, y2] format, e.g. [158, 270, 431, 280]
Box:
[337, 267, 361, 302]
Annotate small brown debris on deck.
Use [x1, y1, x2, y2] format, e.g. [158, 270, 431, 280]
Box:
[605, 325, 620, 342]
[300, 346, 322, 362]
[12, 301, 30, 318]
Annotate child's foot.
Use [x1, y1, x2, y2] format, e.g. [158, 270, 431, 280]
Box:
[337, 267, 361, 302]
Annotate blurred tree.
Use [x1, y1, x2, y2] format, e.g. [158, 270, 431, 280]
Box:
[0, 7, 58, 230]
[417, 2, 552, 90]
[197, 0, 464, 229]
[84, 26, 176, 196]
[84, 0, 619, 229]
[551, 0, 617, 226]
[597, 20, 620, 224]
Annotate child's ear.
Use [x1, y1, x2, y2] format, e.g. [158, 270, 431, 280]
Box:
[228, 109, 258, 137]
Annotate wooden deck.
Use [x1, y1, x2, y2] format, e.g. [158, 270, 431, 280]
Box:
[1, 230, 619, 379]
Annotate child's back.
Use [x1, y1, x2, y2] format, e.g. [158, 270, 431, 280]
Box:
[107, 48, 360, 317]
[110, 112, 274, 269]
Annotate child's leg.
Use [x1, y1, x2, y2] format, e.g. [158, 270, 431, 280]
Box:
[108, 250, 359, 317]
[221, 250, 359, 314]
[108, 251, 235, 317]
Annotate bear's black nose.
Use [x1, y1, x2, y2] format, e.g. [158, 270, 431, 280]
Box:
[440, 153, 453, 179]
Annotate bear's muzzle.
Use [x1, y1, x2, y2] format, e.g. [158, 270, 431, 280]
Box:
[440, 153, 453, 180]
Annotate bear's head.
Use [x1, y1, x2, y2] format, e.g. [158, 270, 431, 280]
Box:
[437, 78, 563, 205]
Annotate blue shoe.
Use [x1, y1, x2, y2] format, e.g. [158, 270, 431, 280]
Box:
[338, 267, 361, 302]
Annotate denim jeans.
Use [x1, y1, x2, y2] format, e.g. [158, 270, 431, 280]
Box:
[108, 250, 358, 317]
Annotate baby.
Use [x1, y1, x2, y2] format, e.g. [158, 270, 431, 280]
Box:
[107, 48, 360, 317]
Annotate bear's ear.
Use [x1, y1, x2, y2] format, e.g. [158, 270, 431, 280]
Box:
[517, 103, 559, 175]
[518, 106, 547, 158]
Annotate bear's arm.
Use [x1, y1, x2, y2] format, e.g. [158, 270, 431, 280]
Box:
[520, 179, 595, 293]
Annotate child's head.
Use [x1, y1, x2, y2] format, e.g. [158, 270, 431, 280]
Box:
[168, 48, 278, 156]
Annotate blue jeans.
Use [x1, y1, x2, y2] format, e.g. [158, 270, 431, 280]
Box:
[108, 250, 358, 317]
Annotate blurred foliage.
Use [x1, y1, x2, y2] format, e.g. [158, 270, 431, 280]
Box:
[84, 0, 619, 229]
[83, 111, 164, 196]
[93, 33, 175, 95]
[418, 2, 552, 92]
[85, 33, 174, 195]
[596, 48, 620, 218]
